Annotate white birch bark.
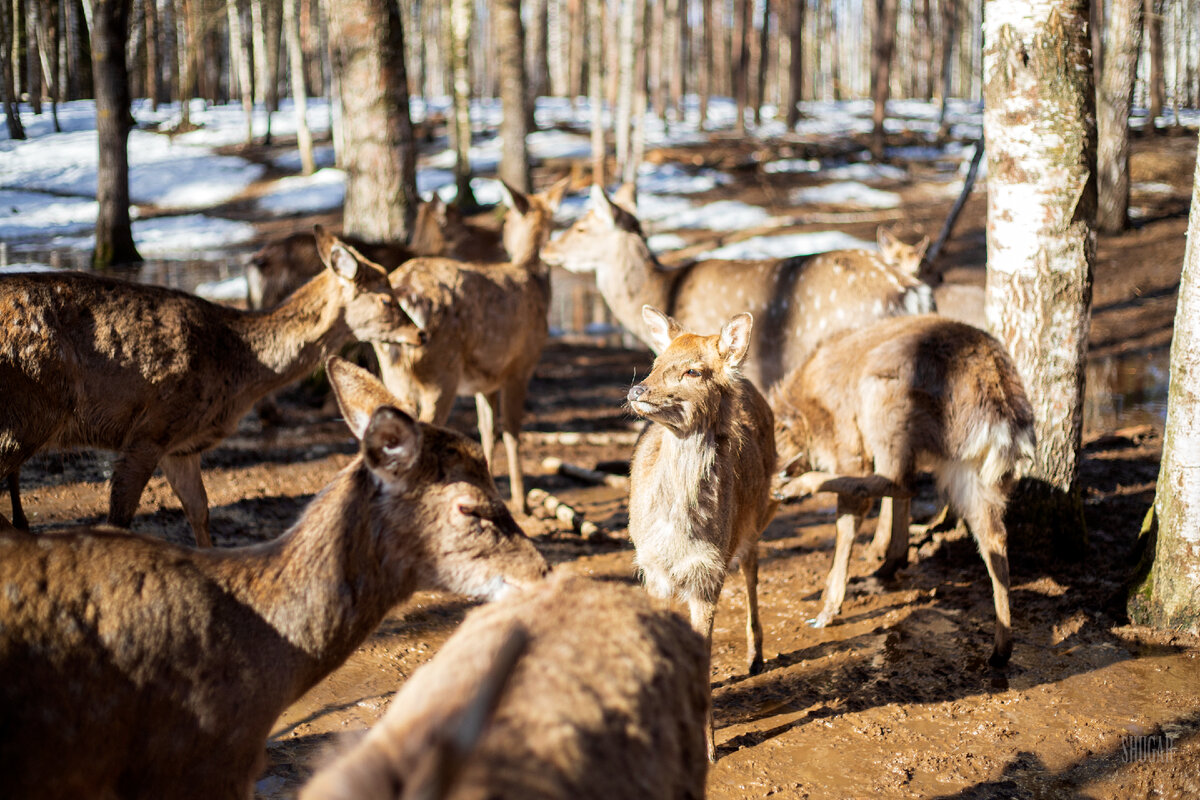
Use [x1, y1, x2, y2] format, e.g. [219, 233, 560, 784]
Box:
[283, 0, 313, 174]
[982, 0, 1095, 545]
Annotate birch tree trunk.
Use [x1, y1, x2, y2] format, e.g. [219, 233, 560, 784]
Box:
[983, 0, 1095, 554]
[327, 0, 418, 240]
[1096, 0, 1142, 233]
[0, 0, 24, 139]
[261, 0, 281, 143]
[92, 0, 141, 268]
[494, 0, 531, 192]
[587, 0, 604, 183]
[227, 0, 254, 144]
[785, 0, 803, 126]
[1128, 131, 1200, 634]
[615, 0, 636, 174]
[734, 0, 750, 132]
[175, 0, 191, 127]
[449, 0, 476, 208]
[870, 0, 899, 158]
[1144, 0, 1163, 132]
[282, 0, 312, 174]
[698, 0, 711, 129]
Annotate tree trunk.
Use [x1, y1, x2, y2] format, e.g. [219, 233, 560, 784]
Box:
[1096, 0, 1142, 233]
[175, 0, 192, 127]
[0, 0, 23, 138]
[526, 0, 547, 112]
[37, 0, 60, 130]
[937, 0, 954, 133]
[1144, 0, 1163, 132]
[283, 0, 312, 173]
[1090, 0, 1103, 88]
[753, 0, 768, 126]
[262, 0, 281, 142]
[227, 0, 254, 144]
[785, 0, 802, 125]
[734, 0, 749, 132]
[982, 0, 1095, 555]
[493, 0, 531, 192]
[143, 0, 158, 108]
[870, 0, 898, 158]
[449, 0, 476, 207]
[614, 0, 636, 176]
[25, 0, 44, 115]
[587, 0, 604, 183]
[1128, 131, 1200, 634]
[91, 0, 141, 269]
[326, 0, 418, 241]
[698, 0, 711, 128]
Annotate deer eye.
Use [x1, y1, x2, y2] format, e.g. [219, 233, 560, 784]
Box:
[685, 368, 701, 378]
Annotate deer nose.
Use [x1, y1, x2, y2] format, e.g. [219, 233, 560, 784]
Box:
[627, 384, 647, 402]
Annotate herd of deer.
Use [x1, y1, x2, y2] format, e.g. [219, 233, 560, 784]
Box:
[0, 176, 1035, 798]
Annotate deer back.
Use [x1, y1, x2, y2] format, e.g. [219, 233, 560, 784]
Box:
[300, 575, 709, 800]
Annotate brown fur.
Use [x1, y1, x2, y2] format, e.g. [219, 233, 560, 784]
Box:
[540, 184, 935, 391]
[627, 306, 778, 759]
[245, 197, 505, 310]
[0, 357, 548, 800]
[0, 228, 421, 545]
[300, 574, 709, 800]
[770, 314, 1035, 667]
[373, 178, 570, 514]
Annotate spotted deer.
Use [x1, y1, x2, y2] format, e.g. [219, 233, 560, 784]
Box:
[0, 227, 423, 545]
[246, 197, 505, 311]
[373, 178, 570, 514]
[540, 184, 935, 392]
[627, 306, 777, 759]
[0, 356, 548, 800]
[771, 314, 1034, 667]
[300, 574, 709, 800]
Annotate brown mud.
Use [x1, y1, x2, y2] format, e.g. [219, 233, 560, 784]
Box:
[6, 128, 1199, 798]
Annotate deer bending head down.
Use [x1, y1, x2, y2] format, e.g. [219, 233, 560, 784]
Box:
[0, 226, 422, 544]
[771, 315, 1034, 667]
[627, 305, 778, 759]
[0, 356, 548, 800]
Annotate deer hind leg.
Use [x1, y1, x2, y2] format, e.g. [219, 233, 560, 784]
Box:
[161, 452, 212, 547]
[812, 494, 869, 628]
[107, 443, 166, 531]
[686, 594, 721, 763]
[740, 545, 764, 675]
[868, 496, 893, 560]
[499, 377, 530, 514]
[6, 470, 28, 531]
[965, 497, 1013, 667]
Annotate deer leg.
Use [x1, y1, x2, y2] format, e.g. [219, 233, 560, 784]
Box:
[6, 470, 28, 531]
[161, 452, 213, 548]
[811, 495, 868, 628]
[740, 545, 764, 675]
[868, 496, 893, 559]
[475, 392, 500, 473]
[874, 495, 911, 580]
[967, 501, 1013, 667]
[687, 594, 720, 763]
[499, 378, 530, 514]
[106, 444, 165, 530]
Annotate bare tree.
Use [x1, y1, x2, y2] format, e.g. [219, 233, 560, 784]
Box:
[870, 0, 899, 158]
[92, 0, 142, 268]
[37, 0, 62, 130]
[449, 0, 476, 207]
[0, 0, 25, 139]
[1144, 0, 1164, 132]
[982, 0, 1095, 553]
[587, 0, 604, 183]
[734, 0, 749, 132]
[282, 0, 313, 173]
[1096, 0, 1142, 233]
[327, 0, 419, 240]
[227, 0, 254, 144]
[494, 0, 531, 192]
[1128, 131, 1200, 634]
[698, 0, 712, 128]
[785, 0, 803, 126]
[615, 0, 637, 174]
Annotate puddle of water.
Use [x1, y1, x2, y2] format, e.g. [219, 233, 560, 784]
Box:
[1085, 349, 1170, 434]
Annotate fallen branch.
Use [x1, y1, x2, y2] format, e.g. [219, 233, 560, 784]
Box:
[542, 457, 629, 489]
[524, 431, 642, 447]
[525, 488, 603, 539]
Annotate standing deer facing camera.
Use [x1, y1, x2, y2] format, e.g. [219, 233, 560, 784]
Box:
[771, 314, 1034, 667]
[627, 305, 778, 760]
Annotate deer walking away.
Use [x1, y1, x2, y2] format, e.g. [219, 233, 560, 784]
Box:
[771, 314, 1035, 667]
[0, 356, 548, 800]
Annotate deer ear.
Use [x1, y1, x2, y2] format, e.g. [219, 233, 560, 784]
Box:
[498, 181, 532, 216]
[613, 182, 638, 213]
[718, 312, 753, 368]
[541, 176, 570, 213]
[315, 226, 360, 283]
[913, 235, 930, 262]
[642, 305, 683, 353]
[876, 227, 898, 258]
[327, 356, 401, 440]
[590, 184, 618, 228]
[363, 406, 423, 484]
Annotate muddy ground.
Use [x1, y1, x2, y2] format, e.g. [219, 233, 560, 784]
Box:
[6, 125, 1200, 798]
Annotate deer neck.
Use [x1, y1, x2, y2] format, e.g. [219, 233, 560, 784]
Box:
[596, 232, 676, 342]
[220, 463, 415, 696]
[231, 270, 350, 393]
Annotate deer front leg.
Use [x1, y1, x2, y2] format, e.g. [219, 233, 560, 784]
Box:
[161, 452, 213, 547]
[475, 392, 500, 473]
[6, 471, 28, 531]
[106, 443, 165, 531]
[499, 378, 530, 515]
[811, 495, 868, 628]
[873, 495, 911, 580]
[868, 496, 893, 560]
[740, 545, 764, 675]
[687, 594, 720, 763]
